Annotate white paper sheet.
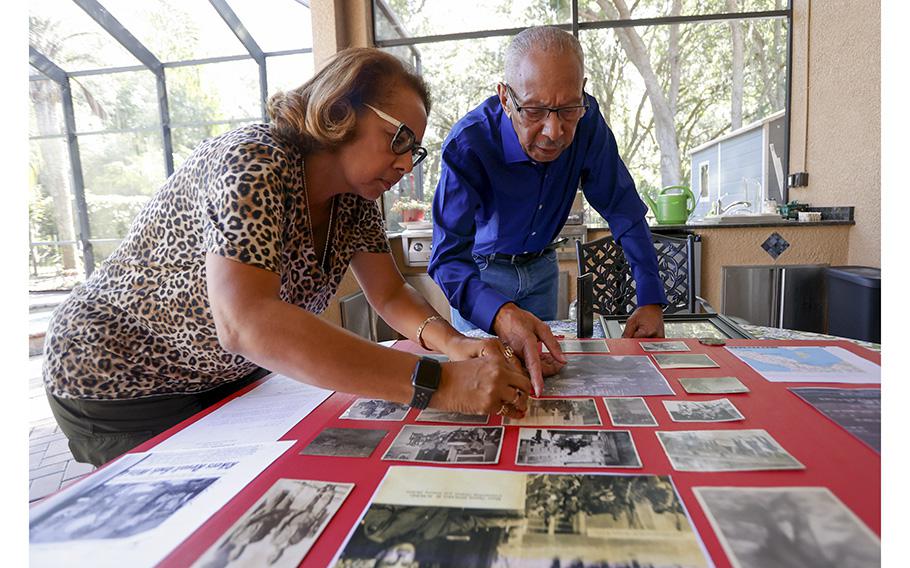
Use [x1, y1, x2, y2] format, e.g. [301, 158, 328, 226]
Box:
[726, 346, 880, 384]
[154, 374, 333, 451]
[30, 442, 293, 568]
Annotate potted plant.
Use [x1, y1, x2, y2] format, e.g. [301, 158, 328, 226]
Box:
[391, 198, 429, 223]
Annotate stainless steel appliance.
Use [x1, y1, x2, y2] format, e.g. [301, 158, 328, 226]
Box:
[721, 264, 827, 332]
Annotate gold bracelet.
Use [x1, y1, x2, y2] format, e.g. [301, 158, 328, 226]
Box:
[416, 315, 442, 350]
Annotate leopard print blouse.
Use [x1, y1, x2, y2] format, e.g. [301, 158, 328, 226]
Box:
[43, 123, 390, 400]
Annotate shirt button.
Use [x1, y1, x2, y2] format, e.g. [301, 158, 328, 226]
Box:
[531, 231, 537, 236]
[523, 250, 528, 254]
[538, 204, 543, 210]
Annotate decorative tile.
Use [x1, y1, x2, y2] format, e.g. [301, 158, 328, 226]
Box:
[761, 232, 790, 259]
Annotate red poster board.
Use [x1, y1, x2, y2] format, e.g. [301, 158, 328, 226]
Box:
[132, 338, 880, 568]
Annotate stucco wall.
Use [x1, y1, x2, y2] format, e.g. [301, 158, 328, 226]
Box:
[789, 0, 880, 267]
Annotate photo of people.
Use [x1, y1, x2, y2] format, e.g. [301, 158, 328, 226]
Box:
[382, 426, 503, 464]
[335, 467, 709, 567]
[341, 399, 410, 421]
[516, 428, 641, 468]
[193, 479, 353, 568]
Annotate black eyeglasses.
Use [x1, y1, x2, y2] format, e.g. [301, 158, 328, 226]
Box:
[365, 104, 428, 167]
[504, 83, 589, 123]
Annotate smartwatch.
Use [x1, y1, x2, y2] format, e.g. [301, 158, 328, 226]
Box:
[409, 356, 442, 409]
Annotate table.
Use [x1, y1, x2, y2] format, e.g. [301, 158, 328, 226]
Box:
[100, 335, 880, 567]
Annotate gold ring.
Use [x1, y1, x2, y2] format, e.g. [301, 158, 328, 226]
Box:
[504, 345, 514, 359]
[496, 404, 509, 416]
[480, 347, 486, 357]
[511, 388, 522, 405]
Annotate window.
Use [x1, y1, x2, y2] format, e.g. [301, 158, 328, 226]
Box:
[373, 0, 790, 232]
[28, 0, 313, 290]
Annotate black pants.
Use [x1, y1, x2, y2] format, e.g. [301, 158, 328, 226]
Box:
[46, 368, 271, 467]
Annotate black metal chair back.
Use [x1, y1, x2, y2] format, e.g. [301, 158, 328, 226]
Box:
[575, 233, 698, 316]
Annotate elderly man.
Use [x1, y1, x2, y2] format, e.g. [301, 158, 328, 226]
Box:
[428, 26, 667, 395]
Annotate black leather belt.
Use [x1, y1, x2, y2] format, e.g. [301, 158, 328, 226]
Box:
[487, 238, 568, 265]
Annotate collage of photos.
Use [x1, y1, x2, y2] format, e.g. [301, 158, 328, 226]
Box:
[334, 467, 710, 568]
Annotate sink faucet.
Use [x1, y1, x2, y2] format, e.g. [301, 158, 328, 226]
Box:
[709, 198, 751, 216]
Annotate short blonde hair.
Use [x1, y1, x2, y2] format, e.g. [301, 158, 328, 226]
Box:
[267, 48, 431, 153]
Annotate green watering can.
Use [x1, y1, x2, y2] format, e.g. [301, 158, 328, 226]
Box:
[639, 184, 696, 225]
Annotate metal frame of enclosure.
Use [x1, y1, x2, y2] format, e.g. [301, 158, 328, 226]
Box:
[28, 0, 313, 277]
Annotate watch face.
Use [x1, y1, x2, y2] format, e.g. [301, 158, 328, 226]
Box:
[413, 357, 442, 389]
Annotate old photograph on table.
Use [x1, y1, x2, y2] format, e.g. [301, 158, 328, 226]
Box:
[502, 398, 601, 426]
[299, 428, 387, 458]
[416, 408, 489, 424]
[694, 486, 880, 568]
[679, 376, 750, 394]
[789, 387, 880, 452]
[382, 425, 503, 464]
[604, 397, 658, 426]
[640, 340, 691, 352]
[516, 428, 642, 468]
[653, 353, 720, 369]
[544, 355, 674, 396]
[726, 346, 881, 384]
[340, 398, 409, 421]
[30, 442, 292, 567]
[192, 478, 353, 568]
[656, 429, 804, 472]
[544, 339, 610, 353]
[664, 398, 745, 422]
[334, 466, 710, 568]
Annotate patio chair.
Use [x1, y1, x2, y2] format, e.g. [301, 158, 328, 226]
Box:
[575, 233, 713, 326]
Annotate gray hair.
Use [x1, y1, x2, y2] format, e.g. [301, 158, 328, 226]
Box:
[504, 26, 585, 84]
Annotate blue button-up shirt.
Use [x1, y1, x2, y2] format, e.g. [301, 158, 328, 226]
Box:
[428, 94, 667, 333]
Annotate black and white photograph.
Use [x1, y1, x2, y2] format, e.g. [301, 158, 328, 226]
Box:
[544, 339, 610, 353]
[789, 388, 880, 452]
[640, 340, 691, 352]
[679, 376, 750, 394]
[656, 429, 804, 472]
[30, 477, 217, 542]
[604, 397, 658, 426]
[340, 398, 410, 421]
[299, 428, 388, 458]
[652, 353, 720, 369]
[543, 355, 675, 396]
[416, 409, 490, 424]
[382, 425, 503, 464]
[516, 428, 642, 468]
[502, 398, 601, 426]
[663, 398, 745, 422]
[193, 479, 353, 568]
[335, 467, 710, 568]
[694, 486, 880, 568]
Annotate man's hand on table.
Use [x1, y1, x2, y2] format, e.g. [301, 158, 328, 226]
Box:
[622, 304, 666, 338]
[492, 303, 567, 397]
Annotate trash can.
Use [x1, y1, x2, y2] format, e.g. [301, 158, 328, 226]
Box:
[825, 266, 881, 343]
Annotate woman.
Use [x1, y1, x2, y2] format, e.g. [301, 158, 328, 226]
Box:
[43, 48, 531, 467]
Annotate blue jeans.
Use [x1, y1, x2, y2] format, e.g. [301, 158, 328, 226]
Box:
[450, 249, 559, 332]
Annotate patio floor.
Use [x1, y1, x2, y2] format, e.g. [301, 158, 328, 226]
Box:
[28, 292, 95, 502]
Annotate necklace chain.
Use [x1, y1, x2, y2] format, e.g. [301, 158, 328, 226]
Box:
[302, 166, 335, 270]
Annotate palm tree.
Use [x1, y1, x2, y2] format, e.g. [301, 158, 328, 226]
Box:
[29, 15, 107, 274]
